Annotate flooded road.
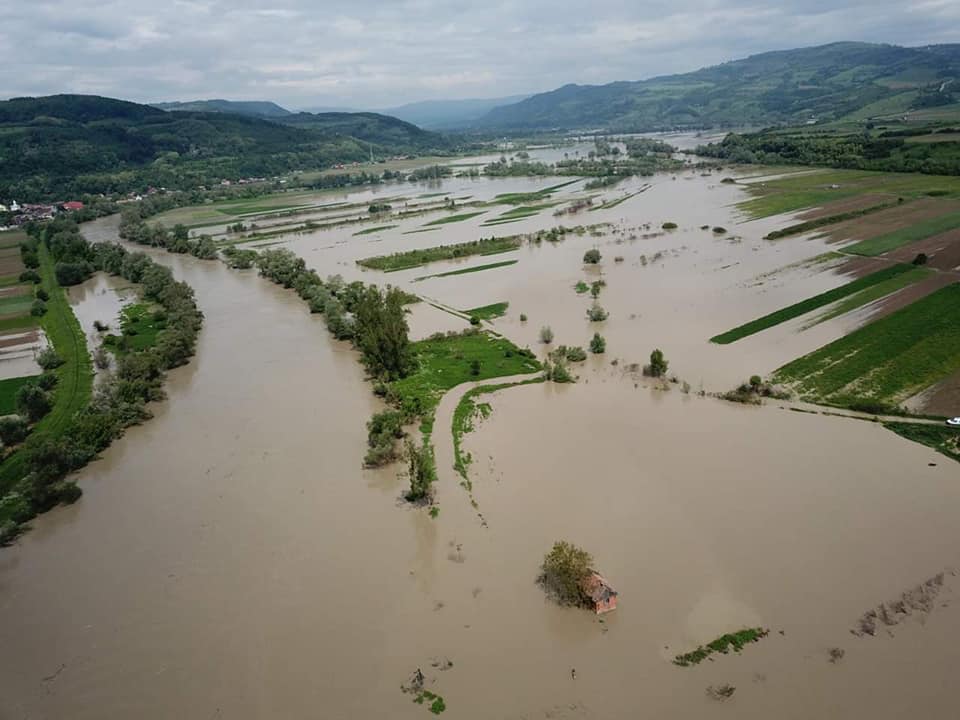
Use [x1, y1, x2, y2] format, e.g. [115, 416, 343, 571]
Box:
[2, 165, 959, 719]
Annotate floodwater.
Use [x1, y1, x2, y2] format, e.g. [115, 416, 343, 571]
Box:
[2, 161, 960, 719]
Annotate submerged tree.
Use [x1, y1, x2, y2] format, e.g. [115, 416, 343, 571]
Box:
[539, 540, 593, 606]
[354, 286, 414, 381]
[647, 348, 668, 377]
[404, 440, 436, 503]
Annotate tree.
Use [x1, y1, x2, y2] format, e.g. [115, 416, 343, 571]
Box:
[590, 333, 606, 354]
[354, 286, 413, 380]
[539, 540, 593, 606]
[405, 440, 436, 502]
[539, 326, 554, 344]
[36, 346, 63, 370]
[590, 281, 602, 299]
[586, 304, 608, 322]
[16, 383, 52, 422]
[648, 348, 668, 377]
[0, 416, 29, 446]
[583, 248, 601, 264]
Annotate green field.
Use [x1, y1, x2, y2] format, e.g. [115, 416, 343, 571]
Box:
[423, 211, 486, 226]
[358, 236, 523, 272]
[413, 259, 518, 282]
[0, 244, 93, 502]
[711, 264, 918, 344]
[388, 331, 541, 438]
[104, 303, 164, 353]
[0, 375, 38, 416]
[812, 267, 932, 324]
[0, 293, 34, 316]
[739, 169, 960, 218]
[844, 209, 960, 256]
[773, 283, 960, 407]
[884, 422, 959, 462]
[464, 302, 509, 320]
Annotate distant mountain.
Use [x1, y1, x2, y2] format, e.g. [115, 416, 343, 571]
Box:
[379, 95, 530, 129]
[152, 99, 292, 118]
[0, 94, 453, 200]
[478, 42, 960, 132]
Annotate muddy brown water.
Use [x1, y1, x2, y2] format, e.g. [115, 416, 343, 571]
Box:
[2, 167, 960, 718]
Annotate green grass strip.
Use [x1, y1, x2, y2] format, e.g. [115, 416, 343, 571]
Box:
[764, 202, 897, 239]
[464, 302, 509, 320]
[0, 314, 39, 333]
[353, 225, 398, 236]
[359, 236, 522, 272]
[711, 264, 916, 344]
[844, 209, 960, 256]
[413, 259, 518, 282]
[773, 283, 960, 405]
[0, 244, 93, 497]
[812, 267, 932, 324]
[0, 375, 39, 415]
[423, 211, 486, 226]
[673, 628, 768, 667]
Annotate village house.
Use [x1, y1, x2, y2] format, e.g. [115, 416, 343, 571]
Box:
[580, 571, 618, 614]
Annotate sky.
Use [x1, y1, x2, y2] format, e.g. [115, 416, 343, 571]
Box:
[1, 0, 959, 110]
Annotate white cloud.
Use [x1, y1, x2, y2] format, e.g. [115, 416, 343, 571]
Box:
[0, 0, 957, 108]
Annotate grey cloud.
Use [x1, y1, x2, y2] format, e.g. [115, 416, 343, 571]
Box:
[0, 0, 957, 108]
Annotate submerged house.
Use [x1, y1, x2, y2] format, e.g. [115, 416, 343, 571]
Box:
[580, 571, 618, 614]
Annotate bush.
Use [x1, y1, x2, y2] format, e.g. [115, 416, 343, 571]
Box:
[35, 288, 49, 302]
[93, 320, 109, 332]
[36, 372, 58, 390]
[36, 346, 64, 370]
[712, 226, 727, 234]
[565, 346, 587, 362]
[662, 222, 678, 230]
[15, 383, 52, 422]
[538, 540, 593, 606]
[539, 326, 554, 344]
[470, 358, 481, 376]
[912, 252, 928, 266]
[404, 440, 436, 502]
[749, 374, 762, 388]
[0, 416, 29, 446]
[30, 299, 47, 317]
[590, 333, 606, 354]
[646, 348, 668, 377]
[583, 248, 601, 264]
[590, 281, 603, 299]
[19, 270, 40, 284]
[519, 313, 528, 322]
[586, 304, 608, 322]
[469, 315, 480, 326]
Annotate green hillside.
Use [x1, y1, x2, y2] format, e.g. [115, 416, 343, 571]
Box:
[152, 99, 292, 117]
[479, 42, 960, 131]
[0, 95, 452, 201]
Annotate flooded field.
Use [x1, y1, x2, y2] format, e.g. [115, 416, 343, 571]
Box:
[2, 158, 959, 719]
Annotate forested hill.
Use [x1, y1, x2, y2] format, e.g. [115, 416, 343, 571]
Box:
[478, 42, 960, 132]
[152, 99, 292, 117]
[0, 94, 453, 201]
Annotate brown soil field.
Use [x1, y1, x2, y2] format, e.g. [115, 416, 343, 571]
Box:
[825, 197, 960, 244]
[913, 369, 960, 417]
[886, 229, 960, 271]
[0, 330, 39, 349]
[0, 285, 29, 299]
[796, 193, 894, 221]
[869, 272, 957, 317]
[0, 254, 25, 277]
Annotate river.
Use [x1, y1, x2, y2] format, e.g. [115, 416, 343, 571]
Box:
[2, 166, 959, 719]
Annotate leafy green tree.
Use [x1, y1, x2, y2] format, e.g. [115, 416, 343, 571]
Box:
[354, 286, 413, 380]
[404, 440, 436, 502]
[16, 383, 52, 422]
[649, 348, 668, 377]
[539, 541, 593, 606]
[590, 333, 606, 354]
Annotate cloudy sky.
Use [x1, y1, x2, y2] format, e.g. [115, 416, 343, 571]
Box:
[1, 0, 959, 110]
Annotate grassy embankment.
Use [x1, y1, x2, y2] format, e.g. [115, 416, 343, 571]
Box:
[452, 378, 544, 484]
[710, 264, 922, 344]
[423, 211, 487, 226]
[353, 225, 398, 236]
[773, 283, 960, 410]
[884, 422, 959, 462]
[358, 236, 523, 272]
[0, 244, 93, 515]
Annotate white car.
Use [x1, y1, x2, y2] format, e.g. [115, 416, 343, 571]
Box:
[947, 417, 960, 427]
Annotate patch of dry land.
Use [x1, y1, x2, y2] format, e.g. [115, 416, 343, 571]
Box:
[2, 154, 960, 720]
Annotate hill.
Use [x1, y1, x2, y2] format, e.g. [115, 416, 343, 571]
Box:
[0, 95, 452, 201]
[379, 95, 530, 129]
[478, 42, 960, 132]
[152, 99, 292, 117]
